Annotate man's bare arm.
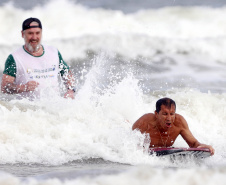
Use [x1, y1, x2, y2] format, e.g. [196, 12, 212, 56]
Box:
[179, 115, 215, 155]
[1, 74, 39, 94]
[62, 71, 76, 99]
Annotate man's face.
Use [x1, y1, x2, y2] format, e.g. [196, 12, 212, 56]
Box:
[22, 22, 42, 52]
[155, 104, 176, 130]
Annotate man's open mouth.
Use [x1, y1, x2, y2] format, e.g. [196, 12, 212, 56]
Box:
[166, 122, 171, 127]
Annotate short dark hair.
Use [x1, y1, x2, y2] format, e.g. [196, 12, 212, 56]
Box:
[156, 97, 176, 113]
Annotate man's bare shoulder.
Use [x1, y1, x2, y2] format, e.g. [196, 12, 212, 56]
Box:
[174, 113, 188, 128]
[142, 113, 155, 118]
[132, 113, 156, 132]
[137, 113, 156, 123]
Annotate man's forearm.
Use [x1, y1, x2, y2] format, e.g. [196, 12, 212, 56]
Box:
[63, 71, 76, 91]
[62, 71, 76, 99]
[2, 82, 27, 94]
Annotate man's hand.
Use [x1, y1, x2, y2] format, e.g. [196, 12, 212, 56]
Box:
[1, 74, 39, 94]
[197, 144, 215, 156]
[25, 81, 39, 92]
[64, 89, 75, 99]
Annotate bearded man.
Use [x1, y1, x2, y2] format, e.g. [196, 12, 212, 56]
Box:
[1, 17, 75, 99]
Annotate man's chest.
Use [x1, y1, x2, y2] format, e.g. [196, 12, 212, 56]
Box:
[148, 127, 181, 147]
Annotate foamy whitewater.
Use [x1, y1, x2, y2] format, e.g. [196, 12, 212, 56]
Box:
[0, 0, 226, 184]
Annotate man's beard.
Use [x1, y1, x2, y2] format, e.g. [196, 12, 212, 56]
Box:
[26, 42, 41, 53]
[24, 35, 42, 53]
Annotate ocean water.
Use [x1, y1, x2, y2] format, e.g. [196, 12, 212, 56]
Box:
[0, 0, 226, 184]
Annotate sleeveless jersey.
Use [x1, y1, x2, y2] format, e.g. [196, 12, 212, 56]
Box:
[12, 45, 60, 99]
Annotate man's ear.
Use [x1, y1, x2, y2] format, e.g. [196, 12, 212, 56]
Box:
[21, 31, 24, 38]
[155, 110, 158, 118]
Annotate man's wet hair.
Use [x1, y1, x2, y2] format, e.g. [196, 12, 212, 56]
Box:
[156, 97, 176, 113]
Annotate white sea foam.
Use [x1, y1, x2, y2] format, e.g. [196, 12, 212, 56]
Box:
[0, 0, 226, 63]
[0, 53, 225, 166]
[0, 0, 225, 183]
[0, 61, 225, 166]
[0, 0, 225, 95]
[0, 166, 226, 185]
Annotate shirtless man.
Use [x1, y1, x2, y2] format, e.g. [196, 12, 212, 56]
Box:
[132, 97, 215, 155]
